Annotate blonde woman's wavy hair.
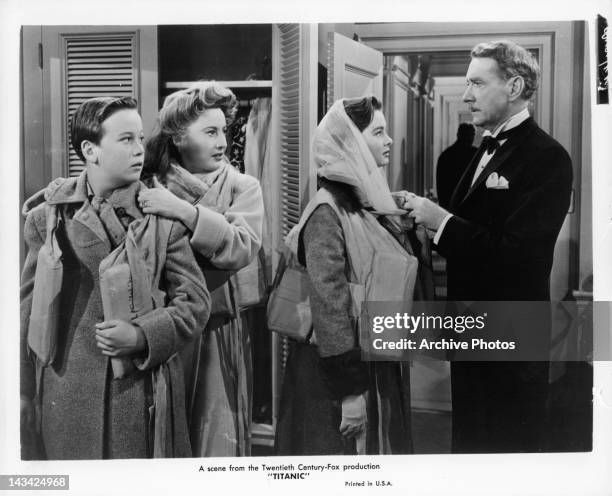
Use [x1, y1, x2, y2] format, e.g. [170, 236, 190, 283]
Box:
[143, 81, 237, 178]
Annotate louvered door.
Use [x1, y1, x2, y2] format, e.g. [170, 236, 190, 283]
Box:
[278, 24, 301, 239]
[39, 26, 157, 180]
[64, 35, 137, 177]
[269, 23, 318, 429]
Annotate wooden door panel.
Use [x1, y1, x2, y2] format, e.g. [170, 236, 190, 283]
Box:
[327, 32, 383, 107]
[386, 56, 410, 191]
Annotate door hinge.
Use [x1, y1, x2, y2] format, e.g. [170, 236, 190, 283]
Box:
[38, 43, 43, 69]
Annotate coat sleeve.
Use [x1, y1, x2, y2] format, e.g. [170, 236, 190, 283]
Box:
[20, 209, 46, 399]
[435, 145, 573, 265]
[303, 204, 369, 400]
[132, 222, 210, 370]
[189, 175, 264, 271]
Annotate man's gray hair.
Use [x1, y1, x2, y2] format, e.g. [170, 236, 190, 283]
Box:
[471, 40, 541, 100]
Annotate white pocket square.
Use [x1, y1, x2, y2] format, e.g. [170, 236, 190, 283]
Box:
[486, 172, 509, 189]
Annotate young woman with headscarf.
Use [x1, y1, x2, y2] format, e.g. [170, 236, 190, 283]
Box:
[275, 97, 434, 455]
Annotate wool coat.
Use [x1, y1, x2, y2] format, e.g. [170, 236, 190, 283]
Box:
[20, 172, 210, 460]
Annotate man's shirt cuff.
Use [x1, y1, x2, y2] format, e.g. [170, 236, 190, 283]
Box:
[433, 213, 453, 245]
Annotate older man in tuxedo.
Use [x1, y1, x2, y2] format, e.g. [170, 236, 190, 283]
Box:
[404, 40, 573, 453]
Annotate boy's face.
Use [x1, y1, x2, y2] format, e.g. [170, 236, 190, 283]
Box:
[92, 109, 144, 188]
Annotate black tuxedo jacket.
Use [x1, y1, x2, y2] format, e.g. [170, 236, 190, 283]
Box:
[435, 117, 573, 302]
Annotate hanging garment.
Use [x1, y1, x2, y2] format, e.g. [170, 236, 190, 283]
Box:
[242, 97, 273, 303]
[229, 115, 248, 173]
[242, 97, 274, 425]
[244, 98, 272, 180]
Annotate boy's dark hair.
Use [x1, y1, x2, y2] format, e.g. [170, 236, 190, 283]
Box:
[70, 96, 138, 163]
[343, 96, 383, 132]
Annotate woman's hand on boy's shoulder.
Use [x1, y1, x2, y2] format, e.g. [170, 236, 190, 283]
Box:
[138, 176, 197, 230]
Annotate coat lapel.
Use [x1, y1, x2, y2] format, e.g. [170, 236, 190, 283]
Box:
[457, 118, 536, 207]
[449, 147, 484, 210]
[46, 171, 110, 248]
[459, 141, 519, 204]
[72, 203, 113, 250]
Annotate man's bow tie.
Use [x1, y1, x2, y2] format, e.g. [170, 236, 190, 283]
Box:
[481, 135, 502, 154]
[480, 128, 516, 154]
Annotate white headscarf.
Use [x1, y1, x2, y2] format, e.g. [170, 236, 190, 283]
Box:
[313, 99, 403, 215]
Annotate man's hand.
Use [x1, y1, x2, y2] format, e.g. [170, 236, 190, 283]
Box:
[95, 320, 146, 357]
[404, 193, 449, 231]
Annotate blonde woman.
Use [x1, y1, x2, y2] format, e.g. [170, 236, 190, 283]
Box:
[139, 82, 264, 456]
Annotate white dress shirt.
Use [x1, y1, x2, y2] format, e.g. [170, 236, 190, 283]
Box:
[433, 108, 530, 245]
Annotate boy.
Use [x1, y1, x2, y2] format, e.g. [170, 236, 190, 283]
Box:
[20, 96, 210, 459]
